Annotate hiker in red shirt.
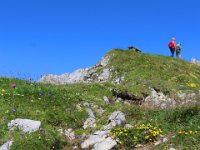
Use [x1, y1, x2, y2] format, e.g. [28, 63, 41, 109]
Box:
[168, 37, 176, 57]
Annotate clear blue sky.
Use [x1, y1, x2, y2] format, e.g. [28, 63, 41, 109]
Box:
[0, 0, 200, 80]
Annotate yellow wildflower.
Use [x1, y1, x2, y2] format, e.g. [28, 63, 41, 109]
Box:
[145, 135, 150, 139]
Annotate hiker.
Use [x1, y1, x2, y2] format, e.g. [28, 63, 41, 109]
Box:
[176, 42, 182, 59]
[168, 37, 176, 57]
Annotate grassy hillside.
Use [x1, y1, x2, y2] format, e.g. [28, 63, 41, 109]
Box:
[0, 49, 200, 149]
[107, 49, 200, 97]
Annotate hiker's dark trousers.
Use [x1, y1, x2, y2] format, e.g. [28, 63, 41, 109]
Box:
[170, 48, 175, 57]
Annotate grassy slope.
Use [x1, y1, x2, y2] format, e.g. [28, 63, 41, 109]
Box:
[107, 49, 200, 96]
[0, 49, 200, 149]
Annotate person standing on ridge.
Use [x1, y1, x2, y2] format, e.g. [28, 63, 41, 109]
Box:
[176, 42, 182, 59]
[168, 37, 176, 57]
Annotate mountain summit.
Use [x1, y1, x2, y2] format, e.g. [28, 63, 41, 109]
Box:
[39, 49, 200, 96]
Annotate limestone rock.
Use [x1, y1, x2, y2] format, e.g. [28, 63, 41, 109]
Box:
[144, 88, 176, 109]
[8, 119, 41, 133]
[83, 108, 96, 129]
[124, 124, 133, 129]
[103, 96, 110, 104]
[38, 55, 111, 84]
[95, 55, 110, 67]
[83, 118, 96, 129]
[81, 130, 110, 149]
[101, 122, 117, 131]
[65, 128, 75, 140]
[108, 111, 126, 125]
[92, 137, 117, 150]
[0, 141, 13, 150]
[112, 76, 124, 84]
[86, 108, 95, 118]
[96, 107, 105, 115]
[98, 68, 110, 82]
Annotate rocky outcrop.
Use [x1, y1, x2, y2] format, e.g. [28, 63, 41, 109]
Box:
[83, 108, 96, 129]
[143, 88, 176, 109]
[38, 55, 112, 84]
[8, 119, 41, 133]
[81, 111, 126, 150]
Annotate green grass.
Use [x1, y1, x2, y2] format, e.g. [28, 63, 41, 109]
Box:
[0, 49, 200, 149]
[107, 49, 200, 97]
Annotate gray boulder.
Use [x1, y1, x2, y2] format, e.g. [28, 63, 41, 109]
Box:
[0, 141, 13, 150]
[108, 111, 126, 125]
[8, 119, 41, 133]
[81, 130, 110, 149]
[92, 137, 117, 150]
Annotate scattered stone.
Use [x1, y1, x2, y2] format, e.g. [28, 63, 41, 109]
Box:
[162, 137, 168, 143]
[81, 130, 110, 149]
[83, 118, 96, 129]
[83, 108, 96, 129]
[124, 124, 133, 129]
[103, 96, 110, 104]
[8, 119, 41, 133]
[135, 144, 143, 148]
[154, 140, 162, 146]
[144, 88, 176, 109]
[108, 111, 126, 125]
[86, 108, 95, 118]
[123, 101, 131, 106]
[96, 107, 105, 115]
[73, 145, 78, 149]
[65, 128, 75, 140]
[101, 122, 117, 131]
[154, 137, 168, 146]
[92, 137, 117, 150]
[115, 97, 122, 103]
[0, 140, 13, 150]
